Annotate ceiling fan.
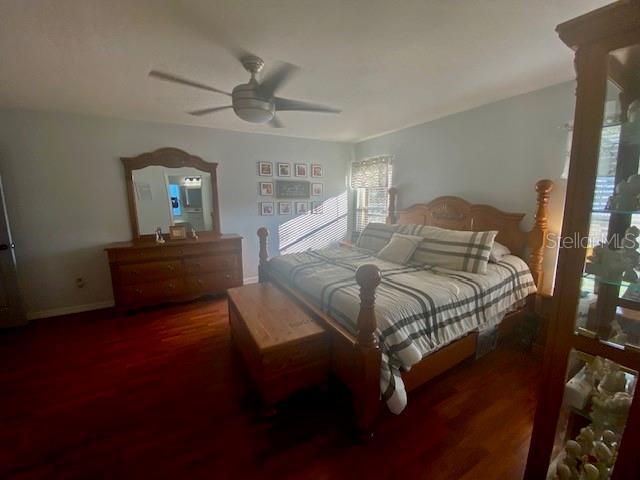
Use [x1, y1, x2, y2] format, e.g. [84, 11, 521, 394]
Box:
[149, 55, 341, 128]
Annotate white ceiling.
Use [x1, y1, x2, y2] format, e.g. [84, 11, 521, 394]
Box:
[0, 0, 610, 143]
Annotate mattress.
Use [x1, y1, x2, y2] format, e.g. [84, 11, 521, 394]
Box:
[268, 244, 536, 413]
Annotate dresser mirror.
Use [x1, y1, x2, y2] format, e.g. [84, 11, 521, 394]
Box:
[122, 148, 221, 239]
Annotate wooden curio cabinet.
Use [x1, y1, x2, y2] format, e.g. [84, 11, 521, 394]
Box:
[525, 2, 640, 479]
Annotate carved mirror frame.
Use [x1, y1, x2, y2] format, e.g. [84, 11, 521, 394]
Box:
[121, 147, 222, 240]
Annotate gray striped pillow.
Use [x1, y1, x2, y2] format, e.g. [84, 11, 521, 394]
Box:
[400, 225, 497, 274]
[356, 223, 399, 252]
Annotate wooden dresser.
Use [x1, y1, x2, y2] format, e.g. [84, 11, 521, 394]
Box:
[106, 234, 242, 311]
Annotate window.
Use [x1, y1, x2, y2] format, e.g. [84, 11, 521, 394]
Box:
[590, 124, 621, 244]
[351, 157, 393, 233]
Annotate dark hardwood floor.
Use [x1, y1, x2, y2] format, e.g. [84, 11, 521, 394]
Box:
[0, 297, 541, 479]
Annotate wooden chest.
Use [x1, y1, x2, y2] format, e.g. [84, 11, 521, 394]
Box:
[106, 234, 242, 311]
[227, 283, 329, 406]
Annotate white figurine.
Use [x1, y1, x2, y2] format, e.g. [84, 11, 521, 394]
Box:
[585, 244, 630, 282]
[576, 426, 595, 456]
[582, 463, 600, 480]
[591, 391, 632, 430]
[602, 429, 619, 449]
[555, 462, 572, 480]
[191, 227, 198, 240]
[598, 370, 627, 395]
[155, 227, 165, 244]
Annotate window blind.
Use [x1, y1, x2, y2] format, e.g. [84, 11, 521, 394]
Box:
[351, 156, 391, 188]
[352, 156, 393, 233]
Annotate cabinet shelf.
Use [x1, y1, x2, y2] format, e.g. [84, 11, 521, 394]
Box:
[573, 333, 640, 372]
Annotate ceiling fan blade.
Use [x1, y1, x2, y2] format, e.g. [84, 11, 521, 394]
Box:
[268, 116, 284, 128]
[149, 70, 231, 96]
[259, 63, 299, 96]
[274, 97, 342, 114]
[187, 106, 233, 116]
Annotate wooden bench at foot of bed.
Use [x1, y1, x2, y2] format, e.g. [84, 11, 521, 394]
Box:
[228, 283, 329, 411]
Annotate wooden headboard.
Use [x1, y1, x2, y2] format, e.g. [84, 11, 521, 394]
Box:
[386, 179, 553, 288]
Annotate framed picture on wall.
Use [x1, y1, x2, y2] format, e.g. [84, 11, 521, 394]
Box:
[295, 202, 309, 214]
[278, 202, 292, 215]
[260, 202, 274, 216]
[311, 164, 323, 178]
[258, 162, 273, 176]
[311, 201, 323, 214]
[277, 162, 291, 177]
[311, 183, 323, 196]
[259, 182, 273, 196]
[295, 163, 307, 177]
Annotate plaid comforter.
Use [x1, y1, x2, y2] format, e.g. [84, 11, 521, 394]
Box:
[268, 245, 536, 414]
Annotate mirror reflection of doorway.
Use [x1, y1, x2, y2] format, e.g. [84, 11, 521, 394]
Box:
[131, 166, 212, 234]
[167, 175, 205, 231]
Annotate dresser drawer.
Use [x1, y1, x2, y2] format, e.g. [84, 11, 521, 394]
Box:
[118, 260, 182, 285]
[122, 278, 185, 306]
[185, 271, 240, 294]
[183, 255, 238, 275]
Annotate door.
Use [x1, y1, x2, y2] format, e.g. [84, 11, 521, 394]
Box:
[0, 174, 24, 327]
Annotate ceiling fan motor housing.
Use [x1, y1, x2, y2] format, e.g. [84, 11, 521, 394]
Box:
[232, 83, 275, 123]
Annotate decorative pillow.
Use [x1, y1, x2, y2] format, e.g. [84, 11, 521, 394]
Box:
[356, 222, 398, 252]
[489, 241, 511, 263]
[409, 225, 498, 274]
[376, 233, 423, 265]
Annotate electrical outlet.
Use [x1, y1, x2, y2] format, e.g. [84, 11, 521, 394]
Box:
[75, 277, 85, 289]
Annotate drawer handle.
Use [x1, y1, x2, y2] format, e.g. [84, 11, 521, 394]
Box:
[177, 249, 183, 255]
[167, 265, 175, 271]
[134, 288, 142, 294]
[197, 279, 204, 286]
[225, 273, 232, 280]
[168, 283, 175, 289]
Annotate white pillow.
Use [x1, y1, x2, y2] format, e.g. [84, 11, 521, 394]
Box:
[489, 241, 511, 263]
[377, 233, 423, 265]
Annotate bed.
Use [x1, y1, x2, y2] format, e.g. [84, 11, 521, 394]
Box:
[256, 180, 553, 436]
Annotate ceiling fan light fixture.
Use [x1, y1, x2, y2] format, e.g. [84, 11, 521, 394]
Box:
[232, 83, 275, 123]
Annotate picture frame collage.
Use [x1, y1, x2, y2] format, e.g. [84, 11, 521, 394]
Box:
[258, 162, 323, 216]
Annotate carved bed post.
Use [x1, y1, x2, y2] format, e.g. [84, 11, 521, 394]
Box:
[528, 179, 554, 289]
[257, 228, 269, 283]
[354, 264, 382, 438]
[387, 187, 398, 224]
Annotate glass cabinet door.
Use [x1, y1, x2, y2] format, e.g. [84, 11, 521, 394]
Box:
[577, 44, 640, 352]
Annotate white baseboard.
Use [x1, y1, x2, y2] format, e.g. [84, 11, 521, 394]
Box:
[28, 277, 260, 320]
[27, 300, 115, 321]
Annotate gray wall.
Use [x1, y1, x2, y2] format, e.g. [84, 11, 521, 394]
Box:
[0, 81, 576, 317]
[0, 109, 352, 318]
[356, 82, 576, 293]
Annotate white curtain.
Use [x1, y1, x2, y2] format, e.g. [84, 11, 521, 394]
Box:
[351, 156, 391, 188]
